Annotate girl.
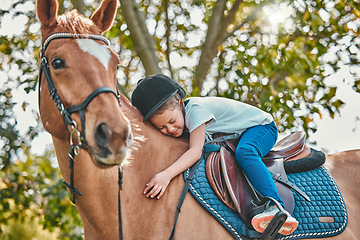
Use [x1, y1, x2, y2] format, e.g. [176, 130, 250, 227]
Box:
[131, 74, 298, 235]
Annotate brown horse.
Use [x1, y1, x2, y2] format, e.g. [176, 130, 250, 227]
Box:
[36, 0, 360, 239]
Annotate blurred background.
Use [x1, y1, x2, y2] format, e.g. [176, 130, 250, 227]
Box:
[1, 0, 359, 238]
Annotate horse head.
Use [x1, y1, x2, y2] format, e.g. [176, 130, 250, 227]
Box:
[36, 0, 132, 166]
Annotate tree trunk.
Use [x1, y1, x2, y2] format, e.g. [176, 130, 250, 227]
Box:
[71, 0, 85, 15]
[119, 0, 161, 76]
[193, 0, 242, 94]
[193, 0, 273, 94]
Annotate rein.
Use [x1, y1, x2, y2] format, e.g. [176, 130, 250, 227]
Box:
[39, 33, 124, 240]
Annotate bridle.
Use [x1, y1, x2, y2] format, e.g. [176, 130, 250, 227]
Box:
[39, 32, 121, 143]
[39, 32, 124, 240]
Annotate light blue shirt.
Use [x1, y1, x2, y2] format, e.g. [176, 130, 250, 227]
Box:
[184, 97, 273, 140]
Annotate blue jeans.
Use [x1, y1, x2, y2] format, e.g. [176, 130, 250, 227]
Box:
[235, 121, 284, 206]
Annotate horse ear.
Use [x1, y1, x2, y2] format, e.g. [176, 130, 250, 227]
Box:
[91, 0, 117, 33]
[36, 0, 59, 27]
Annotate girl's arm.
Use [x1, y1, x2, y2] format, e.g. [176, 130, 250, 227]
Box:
[144, 123, 206, 199]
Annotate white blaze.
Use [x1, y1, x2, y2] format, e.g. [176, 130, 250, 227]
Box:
[76, 39, 111, 70]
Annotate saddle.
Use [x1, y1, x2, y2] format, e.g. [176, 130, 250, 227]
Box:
[205, 131, 312, 228]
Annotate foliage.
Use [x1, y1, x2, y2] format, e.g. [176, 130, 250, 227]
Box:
[1, 215, 57, 240]
[0, 149, 83, 239]
[113, 0, 360, 134]
[0, 0, 359, 238]
[0, 0, 85, 238]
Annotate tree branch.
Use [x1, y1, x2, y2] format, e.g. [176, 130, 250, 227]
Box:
[58, 0, 65, 14]
[164, 0, 174, 79]
[194, 0, 277, 94]
[193, 0, 227, 93]
[226, 0, 275, 40]
[71, 0, 85, 15]
[119, 0, 161, 75]
[193, 0, 242, 93]
[221, 0, 243, 33]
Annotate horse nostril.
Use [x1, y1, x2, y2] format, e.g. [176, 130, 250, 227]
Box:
[95, 123, 109, 148]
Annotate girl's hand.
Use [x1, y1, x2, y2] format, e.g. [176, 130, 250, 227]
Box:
[143, 124, 205, 200]
[144, 171, 171, 199]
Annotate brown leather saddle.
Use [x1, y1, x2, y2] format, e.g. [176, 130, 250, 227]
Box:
[205, 131, 311, 228]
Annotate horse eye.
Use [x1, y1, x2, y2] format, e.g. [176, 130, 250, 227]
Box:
[116, 64, 120, 70]
[51, 58, 65, 69]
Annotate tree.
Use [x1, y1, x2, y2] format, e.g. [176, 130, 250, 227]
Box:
[0, 149, 83, 239]
[0, 0, 359, 238]
[113, 0, 360, 134]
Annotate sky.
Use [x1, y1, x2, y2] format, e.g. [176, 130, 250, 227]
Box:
[263, 4, 360, 154]
[1, 1, 359, 157]
[307, 67, 360, 154]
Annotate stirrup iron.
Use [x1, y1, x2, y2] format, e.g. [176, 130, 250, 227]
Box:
[260, 197, 288, 240]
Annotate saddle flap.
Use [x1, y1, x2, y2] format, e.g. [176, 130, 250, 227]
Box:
[219, 147, 241, 212]
[210, 152, 225, 197]
[263, 158, 295, 214]
[206, 139, 297, 227]
[218, 146, 264, 227]
[206, 151, 237, 210]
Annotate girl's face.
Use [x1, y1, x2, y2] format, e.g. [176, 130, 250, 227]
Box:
[149, 102, 184, 138]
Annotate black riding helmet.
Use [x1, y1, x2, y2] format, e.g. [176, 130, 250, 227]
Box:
[131, 74, 186, 121]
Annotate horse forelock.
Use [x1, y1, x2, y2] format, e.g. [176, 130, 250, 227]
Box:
[57, 10, 101, 35]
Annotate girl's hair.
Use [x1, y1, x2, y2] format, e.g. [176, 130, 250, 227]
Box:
[153, 93, 181, 116]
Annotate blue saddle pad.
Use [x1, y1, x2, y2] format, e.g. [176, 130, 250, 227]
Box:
[183, 158, 348, 240]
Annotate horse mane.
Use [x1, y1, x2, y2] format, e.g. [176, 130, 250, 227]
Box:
[57, 10, 101, 35]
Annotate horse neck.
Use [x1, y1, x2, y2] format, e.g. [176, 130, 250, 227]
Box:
[122, 96, 189, 184]
[51, 136, 120, 238]
[120, 128, 189, 238]
[52, 97, 190, 239]
[118, 99, 192, 237]
[121, 97, 190, 198]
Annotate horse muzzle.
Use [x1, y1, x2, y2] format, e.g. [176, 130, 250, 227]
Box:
[90, 122, 133, 166]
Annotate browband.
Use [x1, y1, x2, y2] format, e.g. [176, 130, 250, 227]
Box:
[41, 33, 110, 57]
